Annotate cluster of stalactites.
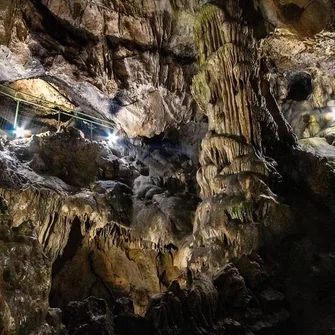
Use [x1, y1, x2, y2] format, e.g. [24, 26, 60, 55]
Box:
[194, 4, 255, 67]
[95, 221, 177, 253]
[193, 3, 259, 142]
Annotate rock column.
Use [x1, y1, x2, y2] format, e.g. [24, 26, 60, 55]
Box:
[190, 0, 292, 267]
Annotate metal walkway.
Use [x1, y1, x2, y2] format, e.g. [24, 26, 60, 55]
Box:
[0, 83, 115, 139]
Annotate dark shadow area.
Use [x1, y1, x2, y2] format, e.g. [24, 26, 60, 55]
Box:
[23, 0, 97, 48]
[49, 216, 83, 307]
[109, 95, 124, 116]
[280, 3, 305, 22]
[287, 72, 312, 101]
[142, 133, 182, 154]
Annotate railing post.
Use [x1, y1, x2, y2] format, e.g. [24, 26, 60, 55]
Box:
[13, 100, 20, 129]
[57, 111, 61, 129]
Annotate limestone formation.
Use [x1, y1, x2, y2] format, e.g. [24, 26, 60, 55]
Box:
[0, 130, 201, 317]
[190, 1, 293, 268]
[1, 0, 335, 334]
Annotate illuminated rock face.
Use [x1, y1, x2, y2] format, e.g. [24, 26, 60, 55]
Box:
[261, 28, 335, 172]
[258, 0, 333, 37]
[0, 0, 202, 138]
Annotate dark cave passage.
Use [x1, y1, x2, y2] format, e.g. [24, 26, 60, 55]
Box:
[287, 72, 312, 101]
[49, 216, 83, 308]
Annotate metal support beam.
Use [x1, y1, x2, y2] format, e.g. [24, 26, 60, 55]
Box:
[13, 101, 20, 129]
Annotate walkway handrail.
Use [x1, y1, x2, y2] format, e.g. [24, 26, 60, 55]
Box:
[0, 83, 74, 112]
[0, 84, 116, 129]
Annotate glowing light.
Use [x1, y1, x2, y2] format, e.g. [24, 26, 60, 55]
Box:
[325, 113, 333, 121]
[325, 107, 335, 121]
[13, 127, 31, 139]
[14, 127, 26, 138]
[108, 132, 118, 145]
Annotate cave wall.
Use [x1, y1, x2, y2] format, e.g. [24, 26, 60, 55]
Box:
[0, 0, 204, 138]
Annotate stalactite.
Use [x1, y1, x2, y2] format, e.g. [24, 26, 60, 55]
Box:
[193, 1, 269, 198]
[95, 220, 178, 254]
